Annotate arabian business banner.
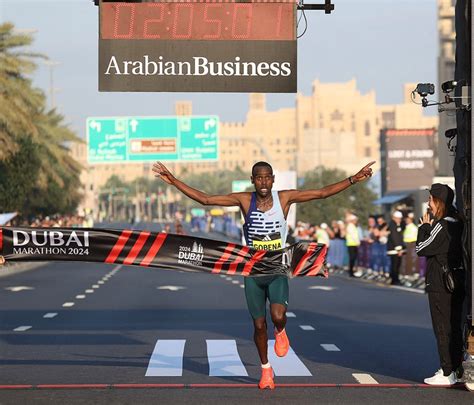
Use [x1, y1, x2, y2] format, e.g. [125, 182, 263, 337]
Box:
[0, 227, 327, 278]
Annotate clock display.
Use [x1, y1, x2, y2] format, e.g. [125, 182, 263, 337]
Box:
[101, 2, 296, 41]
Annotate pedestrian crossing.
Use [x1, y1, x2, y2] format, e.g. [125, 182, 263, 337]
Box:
[146, 339, 315, 377]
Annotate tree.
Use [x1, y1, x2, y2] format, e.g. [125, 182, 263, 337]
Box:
[296, 166, 378, 226]
[0, 23, 82, 216]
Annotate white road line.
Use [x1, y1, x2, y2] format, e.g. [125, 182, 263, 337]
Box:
[232, 280, 240, 284]
[321, 344, 340, 351]
[98, 281, 105, 285]
[352, 373, 379, 384]
[62, 302, 75, 308]
[85, 289, 94, 293]
[13, 326, 32, 332]
[267, 340, 312, 376]
[76, 295, 86, 299]
[206, 340, 248, 377]
[225, 277, 232, 281]
[145, 340, 186, 377]
[390, 285, 425, 294]
[286, 312, 296, 318]
[92, 285, 100, 289]
[239, 285, 245, 288]
[43, 313, 58, 319]
[299, 325, 315, 331]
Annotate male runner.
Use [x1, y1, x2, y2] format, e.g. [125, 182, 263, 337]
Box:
[153, 160, 374, 389]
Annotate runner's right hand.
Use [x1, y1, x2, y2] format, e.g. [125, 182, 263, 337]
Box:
[0, 256, 5, 266]
[152, 161, 175, 185]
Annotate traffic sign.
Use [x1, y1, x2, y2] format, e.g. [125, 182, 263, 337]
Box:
[87, 116, 218, 163]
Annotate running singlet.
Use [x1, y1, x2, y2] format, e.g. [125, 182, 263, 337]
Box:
[243, 191, 288, 251]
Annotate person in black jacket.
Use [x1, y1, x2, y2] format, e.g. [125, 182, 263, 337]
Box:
[416, 183, 465, 385]
[387, 211, 405, 285]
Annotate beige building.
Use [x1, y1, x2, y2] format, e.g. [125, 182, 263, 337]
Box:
[72, 80, 438, 215]
[437, 0, 456, 175]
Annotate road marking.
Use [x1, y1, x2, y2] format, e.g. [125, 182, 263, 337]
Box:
[225, 277, 232, 281]
[353, 373, 379, 384]
[300, 325, 315, 331]
[76, 295, 86, 299]
[308, 286, 336, 291]
[206, 340, 248, 377]
[157, 286, 186, 291]
[321, 344, 340, 351]
[43, 313, 58, 319]
[232, 280, 240, 284]
[62, 302, 75, 308]
[92, 285, 100, 289]
[286, 312, 296, 318]
[13, 326, 32, 332]
[85, 289, 94, 293]
[98, 281, 105, 285]
[268, 340, 312, 376]
[145, 340, 186, 377]
[239, 285, 245, 288]
[5, 286, 34, 292]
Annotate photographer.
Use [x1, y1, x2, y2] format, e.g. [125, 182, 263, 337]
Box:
[416, 184, 465, 385]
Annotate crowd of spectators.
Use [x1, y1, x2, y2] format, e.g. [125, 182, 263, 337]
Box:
[291, 211, 424, 288]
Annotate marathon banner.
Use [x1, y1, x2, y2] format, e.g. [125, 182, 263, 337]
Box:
[0, 227, 327, 278]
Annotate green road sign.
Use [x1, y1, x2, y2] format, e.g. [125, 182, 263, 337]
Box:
[87, 116, 218, 163]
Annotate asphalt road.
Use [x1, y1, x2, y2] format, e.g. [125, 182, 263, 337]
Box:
[0, 247, 471, 403]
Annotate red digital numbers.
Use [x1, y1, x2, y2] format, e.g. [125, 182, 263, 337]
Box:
[102, 3, 295, 41]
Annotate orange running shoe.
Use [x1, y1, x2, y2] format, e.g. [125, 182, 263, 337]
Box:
[258, 366, 275, 390]
[274, 328, 289, 357]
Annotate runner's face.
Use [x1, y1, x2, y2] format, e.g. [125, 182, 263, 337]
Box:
[251, 167, 274, 197]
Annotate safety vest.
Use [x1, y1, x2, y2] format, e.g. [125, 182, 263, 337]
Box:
[403, 223, 418, 243]
[346, 223, 360, 246]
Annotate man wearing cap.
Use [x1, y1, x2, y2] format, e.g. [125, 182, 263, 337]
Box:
[386, 211, 405, 285]
[416, 183, 465, 385]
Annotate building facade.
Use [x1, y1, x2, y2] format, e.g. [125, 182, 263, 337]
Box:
[72, 80, 438, 215]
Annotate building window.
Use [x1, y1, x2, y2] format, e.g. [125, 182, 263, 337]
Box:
[365, 121, 371, 136]
[365, 147, 371, 157]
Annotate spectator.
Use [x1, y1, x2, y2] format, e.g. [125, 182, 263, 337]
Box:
[316, 223, 330, 246]
[416, 183, 464, 385]
[402, 213, 419, 282]
[387, 211, 405, 285]
[345, 214, 360, 277]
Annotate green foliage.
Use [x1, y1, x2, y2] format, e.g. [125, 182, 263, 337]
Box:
[296, 166, 378, 226]
[0, 23, 82, 216]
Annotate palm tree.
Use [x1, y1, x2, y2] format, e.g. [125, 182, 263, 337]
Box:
[0, 22, 44, 160]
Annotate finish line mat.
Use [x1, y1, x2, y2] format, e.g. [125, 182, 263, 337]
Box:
[0, 227, 327, 278]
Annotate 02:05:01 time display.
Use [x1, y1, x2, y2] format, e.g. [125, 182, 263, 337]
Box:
[101, 2, 296, 41]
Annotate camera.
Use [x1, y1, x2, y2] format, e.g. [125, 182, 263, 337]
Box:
[441, 80, 458, 93]
[415, 83, 435, 97]
[445, 128, 457, 139]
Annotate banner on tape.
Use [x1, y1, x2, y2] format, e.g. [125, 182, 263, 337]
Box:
[0, 227, 327, 278]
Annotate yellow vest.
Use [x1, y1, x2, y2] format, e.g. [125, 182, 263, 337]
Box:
[346, 223, 360, 246]
[403, 223, 418, 243]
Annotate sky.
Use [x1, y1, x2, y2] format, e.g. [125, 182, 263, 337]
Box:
[1, 0, 438, 138]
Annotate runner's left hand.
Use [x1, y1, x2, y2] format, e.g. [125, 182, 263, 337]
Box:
[352, 161, 375, 183]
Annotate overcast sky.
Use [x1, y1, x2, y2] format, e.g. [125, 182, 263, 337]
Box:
[1, 0, 438, 137]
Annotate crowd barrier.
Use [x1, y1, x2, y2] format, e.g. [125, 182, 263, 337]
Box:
[326, 240, 427, 276]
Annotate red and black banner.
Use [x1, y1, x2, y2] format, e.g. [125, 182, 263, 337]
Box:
[0, 227, 327, 278]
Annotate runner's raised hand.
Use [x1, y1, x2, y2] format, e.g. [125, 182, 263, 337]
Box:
[351, 161, 375, 183]
[152, 161, 175, 185]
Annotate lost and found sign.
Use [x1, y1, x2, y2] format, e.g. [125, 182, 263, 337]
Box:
[87, 116, 218, 163]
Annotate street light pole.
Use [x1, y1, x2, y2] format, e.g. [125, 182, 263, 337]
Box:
[43, 60, 60, 109]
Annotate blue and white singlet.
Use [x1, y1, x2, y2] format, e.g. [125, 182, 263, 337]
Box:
[243, 190, 288, 251]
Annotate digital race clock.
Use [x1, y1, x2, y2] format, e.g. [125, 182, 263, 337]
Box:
[99, 0, 297, 92]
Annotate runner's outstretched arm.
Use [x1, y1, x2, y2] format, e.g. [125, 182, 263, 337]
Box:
[152, 161, 246, 207]
[282, 161, 375, 206]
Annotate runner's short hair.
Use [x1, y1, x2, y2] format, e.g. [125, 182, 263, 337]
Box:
[252, 161, 273, 177]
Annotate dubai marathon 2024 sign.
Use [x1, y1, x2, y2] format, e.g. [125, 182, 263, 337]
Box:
[87, 116, 218, 163]
[98, 0, 297, 93]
